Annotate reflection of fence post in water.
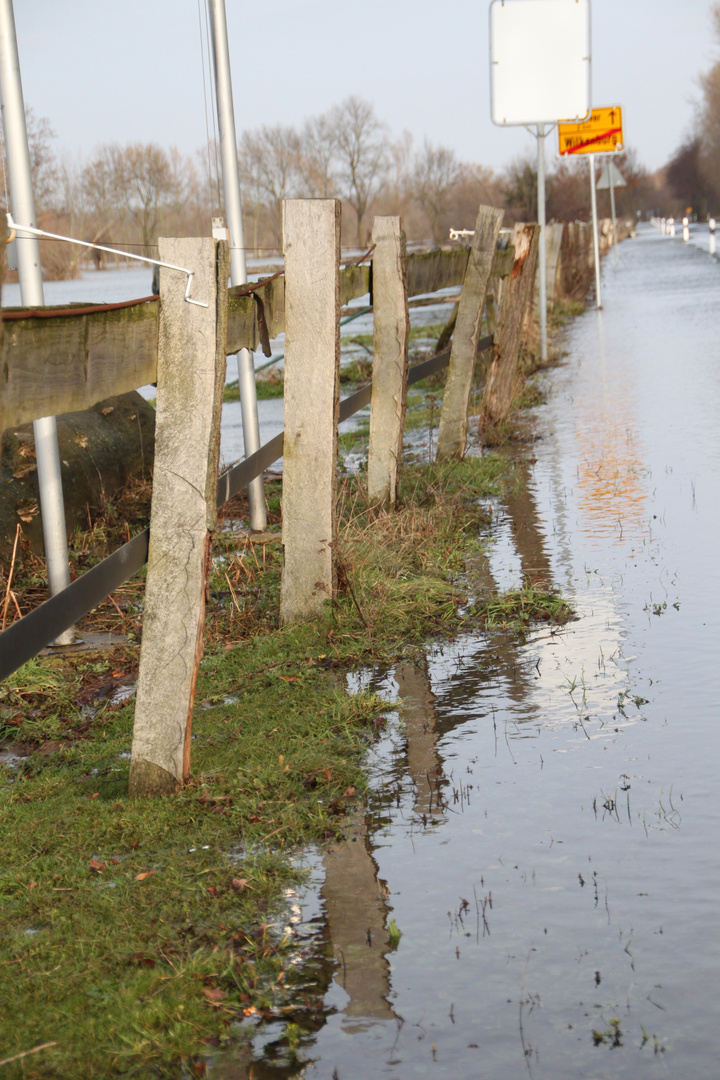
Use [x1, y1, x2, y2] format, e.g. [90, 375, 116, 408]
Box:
[499, 457, 552, 589]
[395, 661, 443, 820]
[321, 816, 397, 1030]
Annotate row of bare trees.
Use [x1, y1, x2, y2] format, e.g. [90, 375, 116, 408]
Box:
[4, 95, 659, 280]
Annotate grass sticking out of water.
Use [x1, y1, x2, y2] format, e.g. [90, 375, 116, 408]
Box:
[475, 585, 574, 630]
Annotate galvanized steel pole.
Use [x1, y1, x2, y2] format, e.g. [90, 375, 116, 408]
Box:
[536, 123, 548, 362]
[589, 154, 602, 309]
[207, 0, 266, 531]
[0, 0, 73, 642]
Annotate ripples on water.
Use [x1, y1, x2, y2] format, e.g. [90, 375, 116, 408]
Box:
[212, 228, 720, 1079]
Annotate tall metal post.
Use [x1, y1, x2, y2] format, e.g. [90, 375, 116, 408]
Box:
[609, 163, 619, 266]
[536, 123, 548, 362]
[0, 0, 73, 643]
[207, 0, 266, 531]
[589, 153, 602, 310]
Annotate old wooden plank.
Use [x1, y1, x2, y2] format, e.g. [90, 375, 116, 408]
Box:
[226, 274, 285, 355]
[436, 206, 504, 461]
[481, 223, 540, 427]
[0, 301, 158, 430]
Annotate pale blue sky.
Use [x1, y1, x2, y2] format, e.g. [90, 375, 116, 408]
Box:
[9, 0, 716, 174]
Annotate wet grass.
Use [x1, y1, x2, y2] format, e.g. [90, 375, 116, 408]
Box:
[0, 450, 577, 1078]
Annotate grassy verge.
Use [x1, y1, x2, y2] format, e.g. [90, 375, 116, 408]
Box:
[0, 452, 572, 1078]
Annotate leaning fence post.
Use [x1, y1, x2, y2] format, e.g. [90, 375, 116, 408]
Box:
[129, 237, 228, 797]
[280, 199, 341, 624]
[436, 205, 504, 462]
[481, 222, 540, 428]
[367, 216, 409, 511]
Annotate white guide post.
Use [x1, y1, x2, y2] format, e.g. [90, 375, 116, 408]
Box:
[207, 0, 266, 531]
[0, 0, 73, 643]
[589, 154, 602, 309]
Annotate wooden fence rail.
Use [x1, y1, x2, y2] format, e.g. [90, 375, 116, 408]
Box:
[0, 247, 514, 437]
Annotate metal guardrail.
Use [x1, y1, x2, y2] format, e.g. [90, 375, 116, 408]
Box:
[0, 338, 492, 682]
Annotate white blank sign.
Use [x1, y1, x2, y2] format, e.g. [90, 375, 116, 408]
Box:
[490, 0, 591, 126]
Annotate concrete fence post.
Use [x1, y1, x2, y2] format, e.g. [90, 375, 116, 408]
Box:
[367, 216, 409, 511]
[280, 199, 341, 624]
[436, 205, 504, 462]
[129, 237, 228, 797]
[481, 222, 540, 428]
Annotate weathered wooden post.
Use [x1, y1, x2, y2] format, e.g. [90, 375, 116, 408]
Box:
[367, 217, 409, 511]
[129, 238, 228, 797]
[436, 205, 504, 461]
[280, 200, 341, 624]
[481, 222, 540, 428]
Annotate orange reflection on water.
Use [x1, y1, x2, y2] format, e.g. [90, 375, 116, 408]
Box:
[575, 387, 649, 546]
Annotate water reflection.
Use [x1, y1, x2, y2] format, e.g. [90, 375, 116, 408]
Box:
[237, 229, 720, 1078]
[321, 818, 397, 1031]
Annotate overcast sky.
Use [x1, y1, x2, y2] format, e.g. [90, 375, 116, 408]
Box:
[8, 0, 716, 175]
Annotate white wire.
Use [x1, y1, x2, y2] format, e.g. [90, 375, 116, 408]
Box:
[5, 213, 209, 307]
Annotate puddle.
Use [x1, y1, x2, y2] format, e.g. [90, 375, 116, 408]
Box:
[209, 227, 720, 1078]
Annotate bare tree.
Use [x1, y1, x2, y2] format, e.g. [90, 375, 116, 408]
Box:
[412, 139, 462, 243]
[239, 124, 301, 249]
[119, 143, 176, 254]
[298, 113, 337, 197]
[330, 96, 388, 246]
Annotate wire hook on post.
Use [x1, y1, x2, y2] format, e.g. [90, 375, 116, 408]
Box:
[5, 212, 210, 308]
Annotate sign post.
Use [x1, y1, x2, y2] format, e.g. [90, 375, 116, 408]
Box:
[490, 0, 591, 362]
[559, 106, 624, 305]
[597, 159, 627, 264]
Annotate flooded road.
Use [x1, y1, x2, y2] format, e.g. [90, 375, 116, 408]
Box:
[234, 226, 720, 1078]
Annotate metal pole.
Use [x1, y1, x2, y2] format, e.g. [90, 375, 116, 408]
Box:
[536, 123, 548, 363]
[609, 162, 619, 266]
[207, 0, 266, 531]
[0, 0, 73, 643]
[589, 153, 602, 310]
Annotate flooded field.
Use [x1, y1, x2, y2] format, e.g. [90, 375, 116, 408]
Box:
[224, 227, 720, 1078]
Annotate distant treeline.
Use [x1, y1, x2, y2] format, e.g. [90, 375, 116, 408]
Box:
[2, 96, 663, 281]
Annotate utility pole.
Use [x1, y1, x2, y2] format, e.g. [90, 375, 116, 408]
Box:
[207, 0, 266, 531]
[0, 0, 73, 643]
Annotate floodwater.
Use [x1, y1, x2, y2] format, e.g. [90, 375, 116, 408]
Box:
[220, 226, 720, 1078]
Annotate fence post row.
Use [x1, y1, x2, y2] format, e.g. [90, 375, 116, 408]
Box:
[481, 222, 540, 428]
[279, 199, 342, 625]
[436, 205, 505, 462]
[129, 237, 228, 797]
[367, 216, 409, 511]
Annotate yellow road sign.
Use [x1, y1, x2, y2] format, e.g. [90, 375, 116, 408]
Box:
[558, 106, 624, 156]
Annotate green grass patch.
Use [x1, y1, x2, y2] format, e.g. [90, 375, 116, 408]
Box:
[0, 455, 573, 1076]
